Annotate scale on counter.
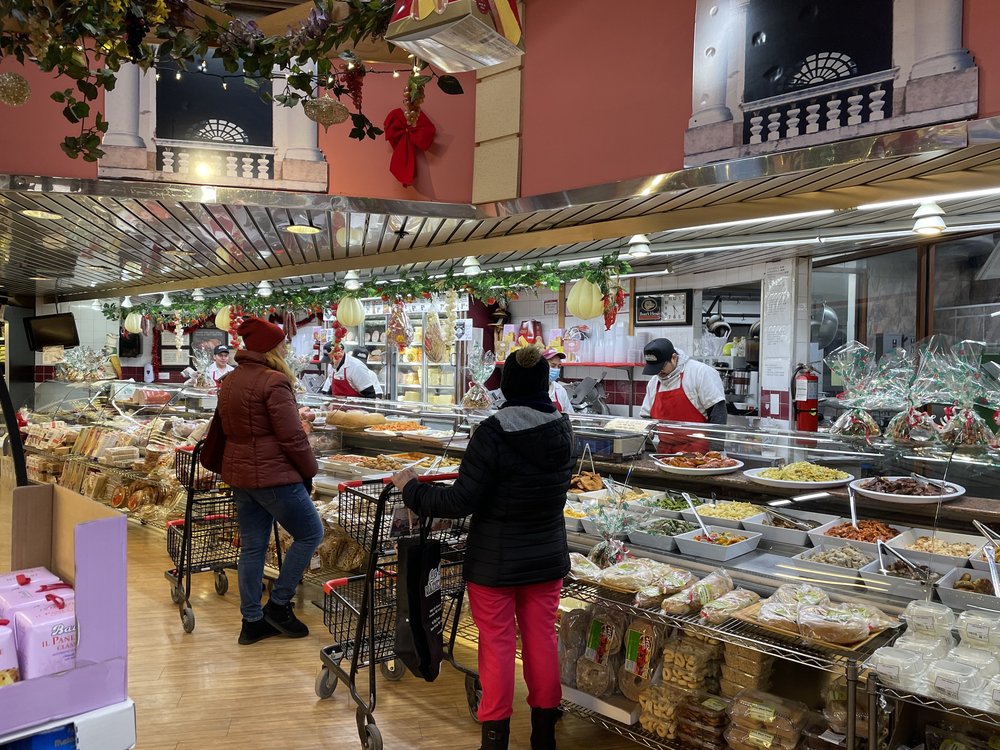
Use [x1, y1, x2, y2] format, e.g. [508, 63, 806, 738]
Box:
[573, 418, 656, 462]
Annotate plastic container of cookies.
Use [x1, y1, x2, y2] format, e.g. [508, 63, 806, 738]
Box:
[678, 692, 730, 727]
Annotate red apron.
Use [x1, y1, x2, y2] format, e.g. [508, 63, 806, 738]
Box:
[332, 368, 363, 398]
[551, 384, 564, 412]
[650, 373, 709, 453]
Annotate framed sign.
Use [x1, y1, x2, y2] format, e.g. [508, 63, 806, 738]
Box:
[190, 328, 227, 357]
[633, 290, 693, 326]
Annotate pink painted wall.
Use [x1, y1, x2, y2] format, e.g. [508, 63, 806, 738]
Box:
[319, 64, 476, 203]
[965, 0, 1000, 118]
[0, 59, 100, 179]
[519, 0, 696, 198]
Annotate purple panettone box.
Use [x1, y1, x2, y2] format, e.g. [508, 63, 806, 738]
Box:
[0, 568, 60, 592]
[0, 584, 75, 621]
[0, 485, 127, 736]
[13, 598, 77, 680]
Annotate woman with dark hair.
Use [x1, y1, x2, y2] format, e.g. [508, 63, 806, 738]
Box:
[392, 345, 575, 750]
[215, 317, 324, 645]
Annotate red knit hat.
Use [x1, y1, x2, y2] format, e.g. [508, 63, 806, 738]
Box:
[237, 317, 285, 353]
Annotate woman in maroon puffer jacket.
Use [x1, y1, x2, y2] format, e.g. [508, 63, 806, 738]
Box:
[216, 317, 323, 646]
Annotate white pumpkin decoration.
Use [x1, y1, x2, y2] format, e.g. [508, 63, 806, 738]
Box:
[215, 306, 232, 332]
[123, 312, 143, 335]
[337, 296, 365, 327]
[566, 279, 604, 320]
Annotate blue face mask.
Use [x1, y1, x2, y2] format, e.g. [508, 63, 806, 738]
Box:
[549, 368, 560, 382]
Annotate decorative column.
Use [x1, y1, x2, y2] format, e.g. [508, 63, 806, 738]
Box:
[99, 62, 148, 172]
[688, 0, 734, 128]
[909, 0, 972, 79]
[273, 62, 327, 189]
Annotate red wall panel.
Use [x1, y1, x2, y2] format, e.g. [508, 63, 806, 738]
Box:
[318, 64, 476, 203]
[519, 0, 697, 198]
[965, 0, 1000, 118]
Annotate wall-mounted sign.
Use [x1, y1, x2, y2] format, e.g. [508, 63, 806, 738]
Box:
[633, 290, 693, 327]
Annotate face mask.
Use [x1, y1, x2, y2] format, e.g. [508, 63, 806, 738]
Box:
[549, 368, 560, 382]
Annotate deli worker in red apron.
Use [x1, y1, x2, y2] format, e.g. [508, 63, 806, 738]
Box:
[322, 344, 381, 398]
[542, 348, 575, 414]
[638, 338, 726, 453]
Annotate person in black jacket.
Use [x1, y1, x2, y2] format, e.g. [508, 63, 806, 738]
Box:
[392, 345, 575, 750]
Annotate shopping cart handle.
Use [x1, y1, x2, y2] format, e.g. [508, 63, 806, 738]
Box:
[323, 570, 386, 592]
[165, 519, 184, 528]
[336, 472, 459, 492]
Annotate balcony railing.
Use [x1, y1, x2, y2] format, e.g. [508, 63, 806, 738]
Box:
[153, 138, 276, 181]
[740, 68, 898, 147]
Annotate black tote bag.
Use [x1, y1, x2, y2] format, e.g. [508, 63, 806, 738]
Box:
[395, 519, 444, 682]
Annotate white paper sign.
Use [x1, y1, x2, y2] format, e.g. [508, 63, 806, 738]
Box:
[42, 345, 65, 365]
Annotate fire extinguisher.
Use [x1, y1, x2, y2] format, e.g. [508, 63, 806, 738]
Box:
[793, 364, 819, 432]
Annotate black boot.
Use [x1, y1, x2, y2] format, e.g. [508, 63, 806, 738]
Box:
[238, 617, 280, 645]
[263, 599, 309, 638]
[479, 719, 510, 750]
[530, 707, 561, 750]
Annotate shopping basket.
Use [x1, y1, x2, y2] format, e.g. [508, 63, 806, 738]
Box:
[315, 476, 481, 750]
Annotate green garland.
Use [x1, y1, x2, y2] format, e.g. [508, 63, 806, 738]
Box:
[102, 255, 632, 327]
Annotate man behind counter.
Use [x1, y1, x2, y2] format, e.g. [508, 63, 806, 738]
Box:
[639, 338, 726, 453]
[322, 344, 383, 399]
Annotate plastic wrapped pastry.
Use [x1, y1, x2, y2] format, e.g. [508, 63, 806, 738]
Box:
[692, 570, 734, 607]
[885, 407, 939, 443]
[797, 604, 871, 644]
[830, 408, 881, 439]
[386, 300, 413, 352]
[559, 608, 590, 649]
[560, 646, 580, 687]
[423, 310, 448, 363]
[769, 583, 830, 609]
[756, 601, 800, 633]
[940, 406, 993, 448]
[568, 552, 602, 581]
[700, 589, 760, 625]
[600, 560, 655, 591]
[619, 616, 662, 701]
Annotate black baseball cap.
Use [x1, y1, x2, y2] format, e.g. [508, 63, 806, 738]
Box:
[213, 345, 230, 355]
[642, 338, 676, 375]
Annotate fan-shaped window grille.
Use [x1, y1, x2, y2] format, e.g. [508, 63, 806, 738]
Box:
[789, 52, 858, 88]
[188, 119, 249, 143]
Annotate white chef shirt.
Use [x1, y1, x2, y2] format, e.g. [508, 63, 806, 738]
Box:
[550, 381, 575, 414]
[207, 361, 235, 386]
[639, 353, 725, 419]
[327, 354, 383, 396]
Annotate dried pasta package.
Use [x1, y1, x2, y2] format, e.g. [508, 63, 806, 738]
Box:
[559, 608, 590, 649]
[581, 606, 626, 665]
[700, 589, 760, 625]
[691, 569, 734, 607]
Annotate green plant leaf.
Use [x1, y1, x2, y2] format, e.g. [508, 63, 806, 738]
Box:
[436, 75, 464, 95]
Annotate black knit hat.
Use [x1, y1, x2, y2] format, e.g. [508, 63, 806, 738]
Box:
[500, 345, 549, 400]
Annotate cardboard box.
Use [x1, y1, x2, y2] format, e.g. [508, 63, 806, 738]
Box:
[561, 684, 641, 726]
[0, 485, 127, 736]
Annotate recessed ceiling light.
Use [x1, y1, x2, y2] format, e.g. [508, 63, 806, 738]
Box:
[284, 224, 321, 235]
[21, 209, 63, 220]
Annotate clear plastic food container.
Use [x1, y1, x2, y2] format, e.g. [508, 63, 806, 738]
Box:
[985, 674, 1000, 713]
[901, 600, 956, 637]
[925, 659, 985, 707]
[867, 646, 927, 689]
[892, 633, 956, 662]
[957, 610, 1000, 649]
[946, 646, 1000, 679]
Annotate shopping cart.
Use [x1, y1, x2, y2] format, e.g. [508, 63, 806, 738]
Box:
[314, 476, 482, 750]
[164, 441, 282, 633]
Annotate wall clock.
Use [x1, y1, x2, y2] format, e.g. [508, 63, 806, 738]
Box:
[634, 290, 693, 327]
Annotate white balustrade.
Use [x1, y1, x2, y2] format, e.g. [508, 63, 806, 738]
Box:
[805, 104, 822, 134]
[226, 156, 238, 178]
[241, 157, 255, 178]
[161, 149, 175, 173]
[846, 94, 864, 126]
[766, 112, 781, 141]
[785, 107, 801, 138]
[869, 88, 886, 120]
[153, 138, 277, 182]
[749, 113, 764, 144]
[826, 98, 842, 129]
[177, 151, 190, 174]
[256, 157, 270, 180]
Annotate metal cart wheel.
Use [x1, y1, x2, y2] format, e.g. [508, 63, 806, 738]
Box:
[170, 585, 183, 604]
[379, 659, 406, 682]
[181, 606, 195, 633]
[315, 667, 337, 699]
[465, 674, 482, 723]
[364, 723, 382, 750]
[214, 570, 229, 596]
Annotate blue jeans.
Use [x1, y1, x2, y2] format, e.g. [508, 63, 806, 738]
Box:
[233, 483, 324, 621]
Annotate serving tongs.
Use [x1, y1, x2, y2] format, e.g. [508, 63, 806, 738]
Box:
[765, 508, 817, 531]
[683, 491, 716, 541]
[910, 472, 950, 495]
[603, 464, 635, 505]
[973, 521, 1000, 595]
[876, 540, 934, 584]
[848, 483, 860, 530]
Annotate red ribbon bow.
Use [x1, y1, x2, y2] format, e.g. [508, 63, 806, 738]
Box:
[383, 108, 436, 187]
[15, 574, 30, 586]
[45, 594, 67, 609]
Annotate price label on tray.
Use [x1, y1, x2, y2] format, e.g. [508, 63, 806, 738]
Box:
[879, 664, 900, 682]
[966, 621, 991, 642]
[993, 687, 1000, 708]
[934, 674, 961, 699]
[909, 613, 935, 633]
[747, 703, 776, 723]
[747, 730, 776, 749]
[702, 697, 727, 712]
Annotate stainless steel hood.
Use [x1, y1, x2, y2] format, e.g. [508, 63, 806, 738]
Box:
[7, 115, 1000, 302]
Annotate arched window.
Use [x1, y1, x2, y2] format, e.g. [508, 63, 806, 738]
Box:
[188, 119, 250, 144]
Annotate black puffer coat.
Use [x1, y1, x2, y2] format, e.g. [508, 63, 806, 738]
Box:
[402, 405, 575, 587]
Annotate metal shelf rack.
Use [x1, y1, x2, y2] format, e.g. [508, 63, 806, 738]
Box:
[872, 677, 1000, 732]
[563, 703, 682, 750]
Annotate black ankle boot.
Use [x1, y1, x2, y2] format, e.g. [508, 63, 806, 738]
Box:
[263, 599, 309, 638]
[479, 718, 510, 750]
[238, 617, 280, 645]
[530, 707, 561, 750]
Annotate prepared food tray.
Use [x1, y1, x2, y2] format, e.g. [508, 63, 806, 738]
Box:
[578, 487, 665, 505]
[743, 462, 853, 489]
[740, 509, 838, 547]
[807, 519, 907, 554]
[937, 568, 999, 610]
[775, 546, 872, 590]
[653, 452, 743, 476]
[674, 527, 762, 562]
[886, 529, 981, 568]
[850, 476, 965, 504]
[364, 420, 427, 434]
[633, 492, 705, 519]
[681, 501, 762, 530]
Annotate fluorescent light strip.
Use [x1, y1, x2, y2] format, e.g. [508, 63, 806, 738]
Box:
[818, 230, 914, 243]
[858, 186, 1000, 211]
[649, 237, 820, 257]
[661, 209, 835, 233]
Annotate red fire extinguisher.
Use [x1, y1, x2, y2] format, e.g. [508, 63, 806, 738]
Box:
[793, 364, 819, 432]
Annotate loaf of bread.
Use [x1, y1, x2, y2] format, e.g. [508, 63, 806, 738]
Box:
[325, 410, 388, 428]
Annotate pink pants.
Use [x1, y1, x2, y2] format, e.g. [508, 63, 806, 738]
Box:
[467, 578, 563, 722]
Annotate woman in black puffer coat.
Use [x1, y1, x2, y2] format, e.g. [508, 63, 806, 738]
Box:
[392, 345, 575, 750]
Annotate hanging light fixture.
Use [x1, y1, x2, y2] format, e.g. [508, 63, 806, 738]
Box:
[90, 299, 102, 311]
[912, 202, 946, 235]
[627, 234, 652, 258]
[344, 270, 362, 291]
[192, 289, 205, 302]
[121, 296, 134, 308]
[462, 256, 481, 277]
[257, 280, 273, 298]
[160, 292, 173, 308]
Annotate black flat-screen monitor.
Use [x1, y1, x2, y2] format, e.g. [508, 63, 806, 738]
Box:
[24, 313, 80, 351]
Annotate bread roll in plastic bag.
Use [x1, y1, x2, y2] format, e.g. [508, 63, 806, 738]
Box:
[387, 301, 413, 352]
[423, 311, 448, 363]
[700, 589, 760, 625]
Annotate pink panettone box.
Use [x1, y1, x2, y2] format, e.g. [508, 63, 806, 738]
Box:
[0, 567, 60, 592]
[13, 597, 77, 680]
[0, 619, 17, 685]
[0, 583, 75, 621]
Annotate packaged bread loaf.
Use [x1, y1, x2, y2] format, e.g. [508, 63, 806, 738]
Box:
[559, 608, 590, 649]
[700, 589, 760, 624]
[727, 688, 809, 741]
[770, 583, 830, 609]
[756, 601, 800, 633]
[325, 410, 388, 428]
[797, 604, 872, 644]
[569, 552, 602, 581]
[725, 723, 798, 750]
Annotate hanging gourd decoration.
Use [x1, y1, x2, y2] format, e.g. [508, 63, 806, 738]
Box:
[337, 295, 365, 327]
[123, 312, 143, 335]
[566, 279, 604, 320]
[215, 306, 232, 332]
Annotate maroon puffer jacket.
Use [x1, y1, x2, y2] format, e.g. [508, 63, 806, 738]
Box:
[216, 350, 318, 489]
